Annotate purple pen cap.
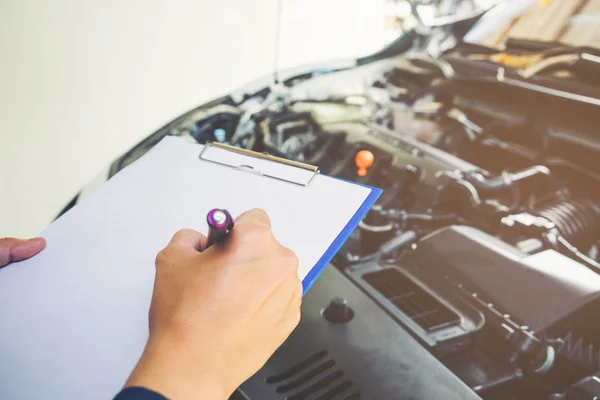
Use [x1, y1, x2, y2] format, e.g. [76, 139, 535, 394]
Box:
[207, 208, 233, 229]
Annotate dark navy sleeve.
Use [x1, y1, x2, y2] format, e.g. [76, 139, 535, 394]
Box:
[113, 387, 168, 400]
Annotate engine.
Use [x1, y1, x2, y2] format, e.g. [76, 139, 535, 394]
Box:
[96, 36, 600, 400]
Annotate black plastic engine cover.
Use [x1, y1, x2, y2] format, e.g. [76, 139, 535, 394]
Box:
[237, 265, 480, 400]
[402, 226, 600, 332]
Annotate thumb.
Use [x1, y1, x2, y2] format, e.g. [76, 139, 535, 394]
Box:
[0, 237, 47, 268]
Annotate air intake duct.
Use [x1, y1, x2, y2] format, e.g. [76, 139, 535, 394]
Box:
[536, 199, 600, 249]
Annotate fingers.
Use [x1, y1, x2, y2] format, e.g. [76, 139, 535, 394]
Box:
[261, 247, 302, 322]
[234, 209, 271, 228]
[275, 275, 303, 333]
[168, 229, 207, 252]
[278, 248, 302, 328]
[282, 276, 303, 314]
[0, 237, 46, 268]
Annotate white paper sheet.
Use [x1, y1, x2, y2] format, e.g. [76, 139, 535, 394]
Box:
[0, 137, 373, 399]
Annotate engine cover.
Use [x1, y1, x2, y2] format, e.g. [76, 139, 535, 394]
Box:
[399, 226, 600, 333]
[237, 265, 480, 400]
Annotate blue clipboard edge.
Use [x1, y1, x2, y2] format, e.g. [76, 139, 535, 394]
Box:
[301, 182, 383, 294]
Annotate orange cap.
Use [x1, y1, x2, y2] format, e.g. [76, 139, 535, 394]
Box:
[355, 150, 374, 177]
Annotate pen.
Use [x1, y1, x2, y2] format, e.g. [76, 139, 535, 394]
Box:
[206, 208, 234, 248]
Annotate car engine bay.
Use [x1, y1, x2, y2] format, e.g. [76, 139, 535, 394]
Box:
[66, 11, 600, 399]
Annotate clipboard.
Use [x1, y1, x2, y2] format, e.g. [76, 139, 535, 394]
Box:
[197, 141, 382, 293]
[0, 136, 382, 400]
[199, 142, 320, 186]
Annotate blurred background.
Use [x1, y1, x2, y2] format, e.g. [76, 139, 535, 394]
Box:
[0, 0, 399, 238]
[1, 0, 596, 237]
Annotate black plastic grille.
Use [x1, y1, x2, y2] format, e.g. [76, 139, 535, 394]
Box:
[265, 350, 360, 400]
[363, 268, 460, 331]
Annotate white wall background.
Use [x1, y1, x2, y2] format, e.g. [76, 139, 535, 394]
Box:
[0, 0, 389, 238]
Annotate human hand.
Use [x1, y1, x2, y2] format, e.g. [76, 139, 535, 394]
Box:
[0, 237, 46, 268]
[125, 209, 302, 400]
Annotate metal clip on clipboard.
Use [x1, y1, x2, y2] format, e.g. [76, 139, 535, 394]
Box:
[199, 142, 320, 187]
